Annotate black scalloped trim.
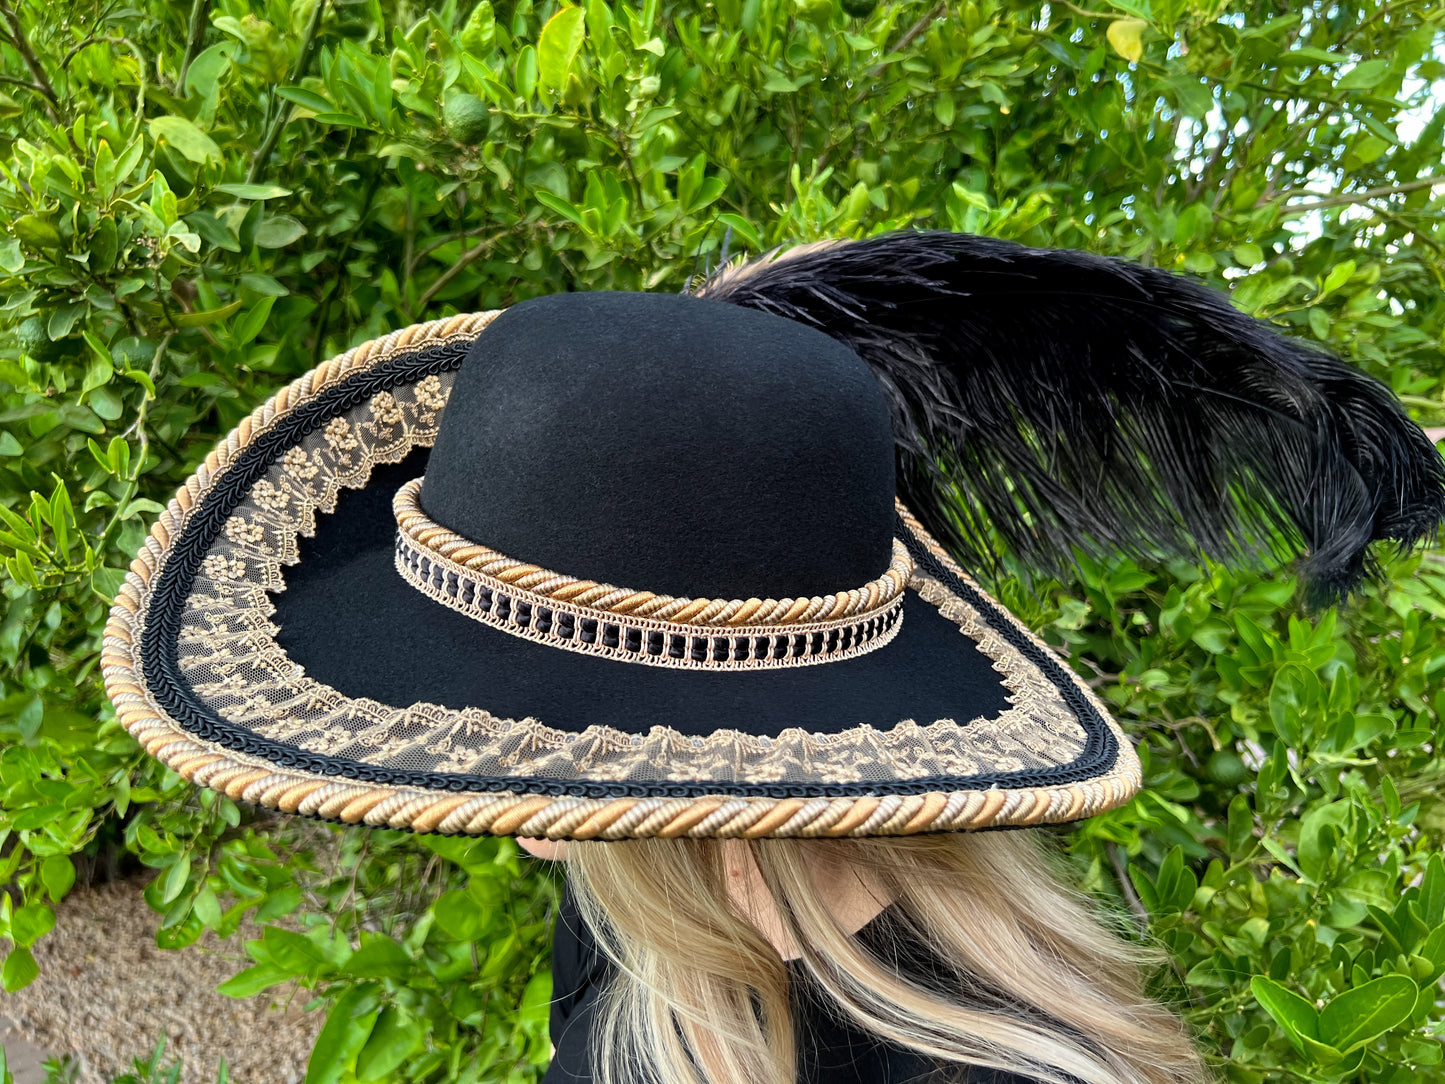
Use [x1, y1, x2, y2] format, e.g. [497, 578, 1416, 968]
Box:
[136, 342, 1119, 801]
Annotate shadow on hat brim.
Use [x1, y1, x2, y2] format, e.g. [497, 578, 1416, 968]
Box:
[103, 313, 1141, 839]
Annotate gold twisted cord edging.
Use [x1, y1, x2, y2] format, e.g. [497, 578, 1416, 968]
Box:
[392, 476, 914, 627]
[100, 309, 1143, 839]
[392, 527, 905, 671]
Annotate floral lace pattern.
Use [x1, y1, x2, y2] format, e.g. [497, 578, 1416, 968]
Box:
[172, 372, 1099, 787]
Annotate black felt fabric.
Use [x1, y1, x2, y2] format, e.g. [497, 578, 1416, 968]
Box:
[421, 291, 898, 600]
[271, 450, 1012, 738]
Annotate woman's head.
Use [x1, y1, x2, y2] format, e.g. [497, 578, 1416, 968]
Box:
[561, 830, 1210, 1084]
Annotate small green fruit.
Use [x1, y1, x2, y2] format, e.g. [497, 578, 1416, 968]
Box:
[840, 0, 877, 17]
[1206, 750, 1248, 787]
[444, 93, 491, 145]
[16, 316, 48, 355]
[112, 337, 156, 369]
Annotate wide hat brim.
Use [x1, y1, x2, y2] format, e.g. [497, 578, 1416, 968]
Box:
[103, 312, 1141, 839]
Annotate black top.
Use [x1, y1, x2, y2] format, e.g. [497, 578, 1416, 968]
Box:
[543, 886, 1041, 1084]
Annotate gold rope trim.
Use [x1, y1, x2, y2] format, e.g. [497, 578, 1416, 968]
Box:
[394, 475, 913, 626]
[100, 309, 1143, 838]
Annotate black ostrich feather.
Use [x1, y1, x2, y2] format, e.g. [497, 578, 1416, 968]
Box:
[695, 230, 1445, 606]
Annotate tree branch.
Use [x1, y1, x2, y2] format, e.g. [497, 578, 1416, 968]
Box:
[246, 0, 329, 183]
[1106, 842, 1151, 933]
[0, 0, 60, 122]
[416, 230, 512, 313]
[872, 1, 946, 73]
[178, 0, 210, 91]
[1281, 175, 1445, 215]
[0, 71, 46, 95]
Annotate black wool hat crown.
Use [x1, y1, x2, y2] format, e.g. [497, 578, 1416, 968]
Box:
[422, 291, 898, 601]
[103, 231, 1445, 840]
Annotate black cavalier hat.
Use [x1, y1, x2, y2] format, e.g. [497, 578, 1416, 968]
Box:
[103, 233, 1445, 839]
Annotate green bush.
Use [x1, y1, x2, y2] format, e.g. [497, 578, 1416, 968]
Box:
[1, 0, 1443, 1080]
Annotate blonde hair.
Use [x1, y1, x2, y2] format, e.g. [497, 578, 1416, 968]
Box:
[564, 830, 1210, 1084]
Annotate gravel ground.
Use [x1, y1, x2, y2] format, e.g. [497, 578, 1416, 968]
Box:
[1, 878, 322, 1084]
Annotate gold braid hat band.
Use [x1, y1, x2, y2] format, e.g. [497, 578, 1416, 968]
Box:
[392, 476, 913, 670]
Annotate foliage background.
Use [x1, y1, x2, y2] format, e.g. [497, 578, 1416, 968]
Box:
[1, 0, 1444, 1080]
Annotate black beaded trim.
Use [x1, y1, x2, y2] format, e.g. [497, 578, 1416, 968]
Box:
[393, 530, 904, 671]
[136, 342, 1119, 801]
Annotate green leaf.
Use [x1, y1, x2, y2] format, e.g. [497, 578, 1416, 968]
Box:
[40, 855, 75, 902]
[461, 0, 497, 54]
[215, 183, 293, 200]
[1267, 663, 1319, 747]
[16, 696, 42, 739]
[184, 41, 235, 105]
[1166, 74, 1212, 118]
[311, 112, 371, 129]
[1320, 260, 1355, 298]
[121, 367, 157, 396]
[92, 216, 118, 271]
[255, 884, 302, 921]
[714, 213, 763, 250]
[216, 963, 293, 998]
[1297, 801, 1351, 884]
[258, 926, 333, 974]
[515, 45, 539, 99]
[1226, 794, 1254, 855]
[538, 6, 587, 91]
[1337, 59, 1389, 91]
[1420, 853, 1445, 926]
[344, 936, 413, 979]
[10, 902, 55, 948]
[94, 139, 116, 196]
[173, 299, 244, 327]
[254, 216, 307, 248]
[355, 1007, 422, 1082]
[1251, 976, 1319, 1051]
[148, 116, 223, 166]
[276, 86, 333, 113]
[48, 303, 84, 340]
[305, 986, 379, 1084]
[0, 236, 22, 273]
[160, 856, 191, 905]
[519, 969, 552, 1030]
[535, 189, 586, 226]
[193, 886, 221, 927]
[1319, 975, 1418, 1052]
[1234, 242, 1264, 266]
[232, 296, 277, 346]
[1106, 18, 1147, 63]
[432, 890, 486, 941]
[2, 946, 39, 992]
[13, 215, 59, 249]
[762, 69, 806, 93]
[0, 432, 22, 456]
